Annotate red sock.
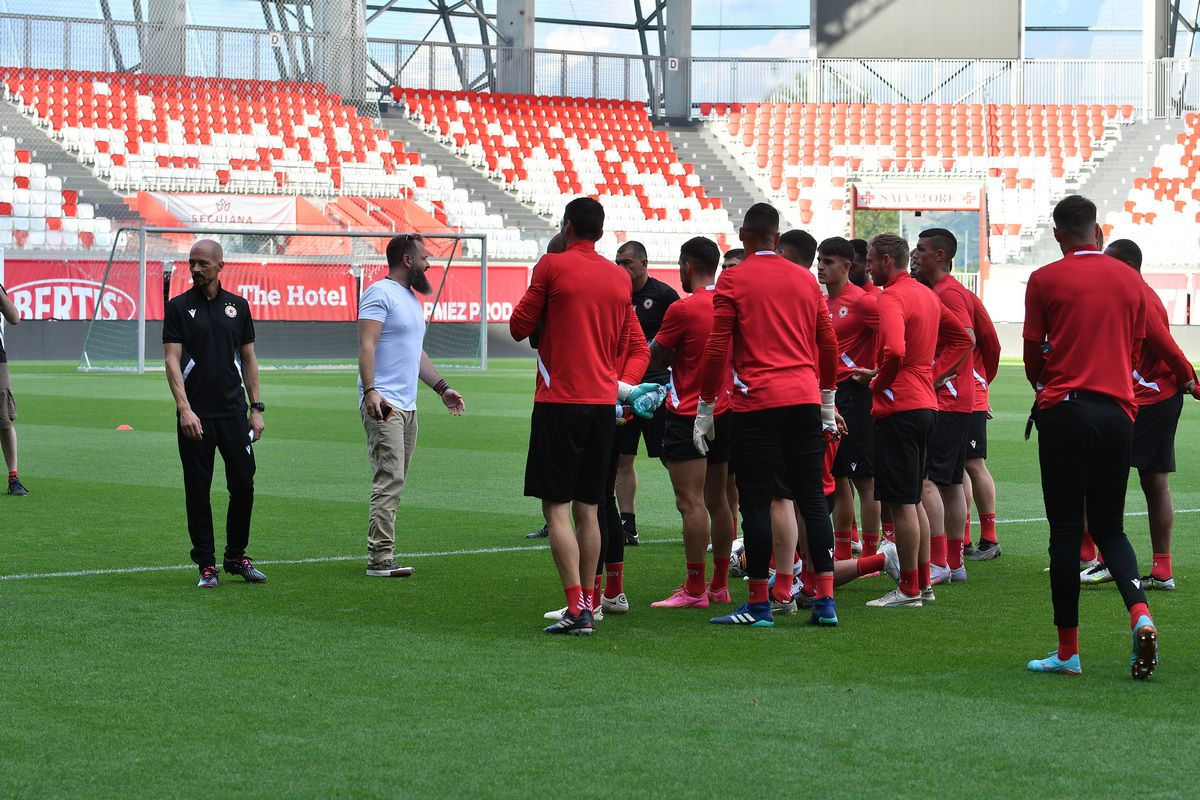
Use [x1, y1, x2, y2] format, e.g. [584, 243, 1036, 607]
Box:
[1057, 626, 1079, 660]
[1151, 553, 1172, 580]
[862, 532, 879, 557]
[685, 561, 706, 596]
[580, 589, 592, 613]
[748, 578, 770, 604]
[964, 513, 973, 546]
[882, 521, 895, 542]
[7, 469, 16, 479]
[800, 561, 816, 598]
[857, 552, 885, 576]
[604, 562, 624, 598]
[851, 523, 860, 544]
[980, 513, 997, 544]
[900, 568, 919, 597]
[564, 584, 583, 617]
[815, 573, 834, 600]
[919, 560, 931, 590]
[931, 534, 948, 567]
[1080, 531, 1096, 563]
[947, 539, 963, 570]
[1129, 602, 1152, 628]
[592, 574, 603, 611]
[834, 530, 853, 561]
[772, 554, 793, 603]
[711, 556, 730, 592]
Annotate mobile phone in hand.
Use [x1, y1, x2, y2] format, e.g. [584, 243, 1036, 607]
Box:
[381, 401, 393, 421]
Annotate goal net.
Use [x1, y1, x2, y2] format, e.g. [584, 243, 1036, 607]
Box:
[78, 226, 490, 372]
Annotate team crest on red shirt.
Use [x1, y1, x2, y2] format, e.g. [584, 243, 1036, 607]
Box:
[225, 304, 237, 318]
[838, 305, 849, 317]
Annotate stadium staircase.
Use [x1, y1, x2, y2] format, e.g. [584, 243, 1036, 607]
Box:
[660, 122, 796, 233]
[0, 99, 139, 227]
[379, 110, 560, 246]
[1021, 119, 1182, 263]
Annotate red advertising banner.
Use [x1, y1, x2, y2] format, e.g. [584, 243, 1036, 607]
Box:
[1, 259, 164, 321]
[168, 262, 357, 321]
[1143, 273, 1190, 325]
[363, 263, 531, 323]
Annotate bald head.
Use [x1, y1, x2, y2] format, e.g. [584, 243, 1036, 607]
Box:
[545, 233, 566, 255]
[190, 238, 224, 263]
[188, 238, 225, 296]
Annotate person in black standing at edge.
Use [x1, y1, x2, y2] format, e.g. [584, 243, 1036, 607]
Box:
[164, 239, 268, 589]
[612, 240, 680, 546]
[525, 233, 566, 540]
[0, 282, 27, 495]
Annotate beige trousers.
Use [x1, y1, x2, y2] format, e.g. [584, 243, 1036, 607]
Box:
[362, 407, 418, 565]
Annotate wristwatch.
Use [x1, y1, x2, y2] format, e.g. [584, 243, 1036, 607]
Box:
[250, 402, 266, 413]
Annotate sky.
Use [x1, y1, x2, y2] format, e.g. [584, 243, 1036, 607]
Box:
[0, 0, 1167, 60]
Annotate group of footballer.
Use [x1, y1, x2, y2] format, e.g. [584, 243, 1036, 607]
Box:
[510, 194, 1197, 681]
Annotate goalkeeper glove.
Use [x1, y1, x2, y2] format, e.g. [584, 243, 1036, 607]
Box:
[692, 399, 716, 455]
[622, 382, 666, 419]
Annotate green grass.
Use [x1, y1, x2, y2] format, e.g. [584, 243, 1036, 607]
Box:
[2, 361, 1198, 798]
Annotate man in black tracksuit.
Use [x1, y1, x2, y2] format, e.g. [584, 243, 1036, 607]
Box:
[163, 239, 268, 589]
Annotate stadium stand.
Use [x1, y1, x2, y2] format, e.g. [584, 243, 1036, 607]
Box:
[0, 135, 113, 251]
[393, 88, 737, 256]
[699, 102, 1133, 264]
[0, 68, 538, 258]
[1099, 113, 1200, 265]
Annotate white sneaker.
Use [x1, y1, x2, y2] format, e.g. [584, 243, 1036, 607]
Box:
[929, 564, 952, 586]
[851, 538, 863, 555]
[921, 586, 936, 603]
[950, 565, 968, 582]
[1080, 564, 1112, 585]
[866, 588, 923, 607]
[879, 540, 900, 583]
[601, 593, 630, 613]
[544, 605, 604, 621]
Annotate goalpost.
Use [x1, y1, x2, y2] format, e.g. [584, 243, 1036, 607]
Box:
[78, 226, 490, 373]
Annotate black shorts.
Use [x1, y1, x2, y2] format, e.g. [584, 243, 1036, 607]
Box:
[874, 409, 934, 505]
[926, 410, 970, 486]
[832, 380, 873, 479]
[661, 410, 732, 464]
[615, 403, 666, 458]
[731, 405, 823, 503]
[966, 410, 988, 460]
[524, 402, 615, 504]
[1132, 392, 1183, 474]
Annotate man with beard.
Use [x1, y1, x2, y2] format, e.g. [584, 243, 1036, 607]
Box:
[358, 234, 466, 578]
[164, 239, 268, 589]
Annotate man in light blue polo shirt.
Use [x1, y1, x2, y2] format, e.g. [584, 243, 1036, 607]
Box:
[358, 233, 466, 577]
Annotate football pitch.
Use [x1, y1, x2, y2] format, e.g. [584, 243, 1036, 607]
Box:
[1, 360, 1198, 798]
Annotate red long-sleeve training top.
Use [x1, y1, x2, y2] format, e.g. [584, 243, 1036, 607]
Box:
[1133, 279, 1196, 407]
[966, 289, 1001, 412]
[871, 272, 972, 418]
[698, 249, 837, 411]
[510, 240, 649, 404]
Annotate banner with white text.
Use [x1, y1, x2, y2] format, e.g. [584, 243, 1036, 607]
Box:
[3, 259, 163, 321]
[169, 263, 356, 321]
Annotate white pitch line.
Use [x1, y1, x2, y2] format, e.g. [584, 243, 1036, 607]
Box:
[2, 508, 1197, 582]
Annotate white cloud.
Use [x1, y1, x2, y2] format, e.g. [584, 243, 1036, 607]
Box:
[729, 29, 810, 59]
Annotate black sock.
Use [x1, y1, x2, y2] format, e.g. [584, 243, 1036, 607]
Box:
[621, 512, 637, 534]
